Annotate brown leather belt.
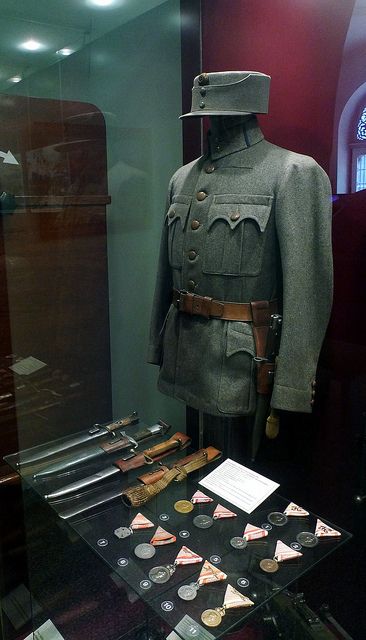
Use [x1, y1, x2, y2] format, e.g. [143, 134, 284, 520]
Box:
[173, 288, 277, 323]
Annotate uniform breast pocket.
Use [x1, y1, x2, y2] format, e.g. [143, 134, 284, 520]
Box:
[166, 196, 191, 269]
[203, 194, 273, 276]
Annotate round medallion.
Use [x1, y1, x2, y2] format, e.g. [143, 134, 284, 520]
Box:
[259, 558, 279, 573]
[178, 583, 198, 601]
[193, 514, 214, 529]
[296, 531, 319, 548]
[134, 543, 156, 559]
[201, 609, 222, 628]
[174, 500, 194, 513]
[149, 565, 172, 584]
[267, 512, 288, 527]
[230, 536, 248, 550]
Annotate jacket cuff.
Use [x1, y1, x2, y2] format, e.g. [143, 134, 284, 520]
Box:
[271, 383, 312, 413]
[147, 345, 161, 365]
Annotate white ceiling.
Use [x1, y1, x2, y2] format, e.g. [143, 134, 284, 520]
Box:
[0, 0, 168, 88]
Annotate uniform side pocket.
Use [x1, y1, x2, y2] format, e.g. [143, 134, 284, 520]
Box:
[217, 322, 256, 415]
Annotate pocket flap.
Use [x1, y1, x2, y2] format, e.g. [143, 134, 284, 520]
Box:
[166, 201, 190, 228]
[226, 322, 256, 358]
[209, 194, 273, 232]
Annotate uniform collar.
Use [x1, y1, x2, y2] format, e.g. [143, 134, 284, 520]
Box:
[208, 115, 264, 161]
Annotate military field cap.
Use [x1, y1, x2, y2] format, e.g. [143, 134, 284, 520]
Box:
[180, 71, 271, 118]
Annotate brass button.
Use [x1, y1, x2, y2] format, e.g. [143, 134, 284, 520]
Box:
[191, 219, 200, 230]
[200, 88, 206, 96]
[187, 280, 196, 291]
[230, 212, 240, 221]
[198, 73, 209, 86]
[168, 209, 175, 218]
[199, 101, 205, 109]
[188, 250, 197, 261]
[196, 191, 207, 201]
[205, 164, 215, 174]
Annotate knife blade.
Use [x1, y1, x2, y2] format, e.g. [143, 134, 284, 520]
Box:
[16, 411, 139, 467]
[33, 420, 170, 480]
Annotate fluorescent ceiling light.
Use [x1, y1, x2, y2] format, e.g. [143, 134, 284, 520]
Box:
[20, 39, 44, 51]
[57, 48, 74, 56]
[9, 76, 22, 83]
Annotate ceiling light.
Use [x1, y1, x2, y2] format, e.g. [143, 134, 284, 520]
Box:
[90, 0, 115, 6]
[57, 48, 74, 56]
[9, 76, 22, 83]
[20, 39, 43, 51]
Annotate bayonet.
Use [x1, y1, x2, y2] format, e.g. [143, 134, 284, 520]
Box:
[33, 420, 170, 480]
[44, 431, 190, 500]
[16, 411, 139, 467]
[51, 446, 220, 520]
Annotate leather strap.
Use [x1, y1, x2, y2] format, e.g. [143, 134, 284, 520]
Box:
[114, 432, 191, 473]
[138, 446, 222, 485]
[173, 289, 277, 322]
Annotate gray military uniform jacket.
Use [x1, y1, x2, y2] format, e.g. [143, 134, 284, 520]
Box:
[147, 116, 333, 416]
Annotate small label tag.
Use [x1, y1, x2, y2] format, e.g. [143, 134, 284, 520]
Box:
[10, 356, 47, 376]
[23, 619, 65, 640]
[167, 614, 215, 640]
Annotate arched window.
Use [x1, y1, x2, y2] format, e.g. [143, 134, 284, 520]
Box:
[351, 106, 366, 192]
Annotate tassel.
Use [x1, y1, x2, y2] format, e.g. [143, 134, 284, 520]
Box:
[265, 409, 280, 439]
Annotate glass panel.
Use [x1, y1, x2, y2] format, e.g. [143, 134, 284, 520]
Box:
[0, 1, 186, 638]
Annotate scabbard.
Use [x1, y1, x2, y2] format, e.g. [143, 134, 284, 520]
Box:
[114, 432, 191, 473]
[122, 446, 222, 507]
[137, 446, 221, 485]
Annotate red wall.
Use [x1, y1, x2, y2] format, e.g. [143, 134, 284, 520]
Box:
[201, 0, 355, 172]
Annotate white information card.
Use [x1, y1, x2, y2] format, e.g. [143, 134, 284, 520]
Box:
[199, 458, 279, 514]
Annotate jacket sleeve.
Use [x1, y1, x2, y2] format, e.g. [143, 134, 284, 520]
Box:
[147, 179, 174, 365]
[271, 156, 333, 413]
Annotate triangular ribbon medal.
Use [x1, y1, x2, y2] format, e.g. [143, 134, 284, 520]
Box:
[197, 560, 227, 585]
[191, 490, 213, 504]
[150, 526, 176, 546]
[274, 540, 303, 562]
[284, 502, 309, 517]
[223, 584, 254, 609]
[175, 546, 203, 565]
[213, 504, 237, 519]
[315, 519, 341, 538]
[130, 513, 154, 530]
[243, 523, 268, 541]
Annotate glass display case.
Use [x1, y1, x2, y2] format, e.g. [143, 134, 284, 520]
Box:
[0, 1, 364, 639]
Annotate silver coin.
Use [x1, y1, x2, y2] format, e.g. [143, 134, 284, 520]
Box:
[149, 565, 172, 584]
[114, 526, 132, 539]
[230, 536, 248, 550]
[178, 583, 198, 601]
[267, 512, 288, 526]
[193, 514, 214, 529]
[134, 543, 156, 559]
[296, 531, 319, 548]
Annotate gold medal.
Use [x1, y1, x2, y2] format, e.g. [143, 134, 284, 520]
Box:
[201, 608, 224, 627]
[174, 500, 194, 513]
